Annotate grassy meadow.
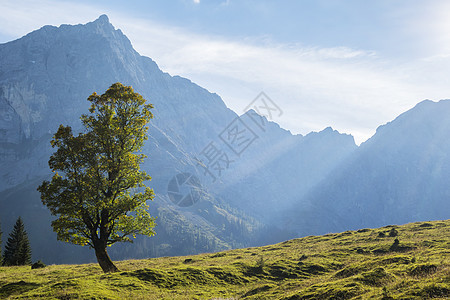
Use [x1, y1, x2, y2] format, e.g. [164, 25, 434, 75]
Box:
[0, 220, 449, 299]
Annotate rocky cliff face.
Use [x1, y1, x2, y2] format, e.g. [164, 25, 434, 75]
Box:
[0, 15, 358, 263]
[0, 15, 234, 190]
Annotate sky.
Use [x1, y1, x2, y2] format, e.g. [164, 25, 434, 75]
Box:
[2, 0, 450, 144]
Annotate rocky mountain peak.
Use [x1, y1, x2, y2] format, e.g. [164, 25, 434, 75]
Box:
[365, 99, 450, 150]
[0, 16, 398, 263]
[83, 14, 129, 44]
[95, 14, 110, 24]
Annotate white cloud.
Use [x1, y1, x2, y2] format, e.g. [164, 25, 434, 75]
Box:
[120, 18, 436, 144]
[193, 0, 200, 3]
[2, 0, 450, 144]
[0, 0, 103, 41]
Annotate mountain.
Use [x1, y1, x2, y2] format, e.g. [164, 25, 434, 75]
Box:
[284, 99, 450, 236]
[0, 16, 356, 263]
[214, 123, 356, 221]
[0, 15, 234, 191]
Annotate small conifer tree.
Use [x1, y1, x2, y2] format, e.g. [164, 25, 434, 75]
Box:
[3, 217, 32, 266]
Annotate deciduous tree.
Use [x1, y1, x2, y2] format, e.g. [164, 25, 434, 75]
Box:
[38, 83, 156, 272]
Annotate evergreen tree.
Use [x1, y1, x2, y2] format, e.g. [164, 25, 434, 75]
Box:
[3, 217, 32, 266]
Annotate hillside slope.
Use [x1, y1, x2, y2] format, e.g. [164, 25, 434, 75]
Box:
[0, 219, 448, 299]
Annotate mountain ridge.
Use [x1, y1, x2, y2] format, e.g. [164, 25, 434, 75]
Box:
[285, 98, 450, 236]
[0, 15, 356, 263]
[1, 15, 448, 264]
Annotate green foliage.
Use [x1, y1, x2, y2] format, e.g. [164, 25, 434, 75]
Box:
[0, 220, 448, 299]
[37, 83, 156, 272]
[3, 217, 32, 266]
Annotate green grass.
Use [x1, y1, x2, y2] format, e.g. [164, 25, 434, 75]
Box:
[0, 220, 449, 299]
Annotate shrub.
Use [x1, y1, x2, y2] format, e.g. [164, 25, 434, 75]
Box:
[388, 228, 398, 237]
[31, 260, 46, 269]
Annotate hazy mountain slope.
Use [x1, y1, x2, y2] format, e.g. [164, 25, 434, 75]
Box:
[0, 16, 356, 263]
[215, 122, 357, 221]
[286, 99, 450, 236]
[0, 15, 235, 191]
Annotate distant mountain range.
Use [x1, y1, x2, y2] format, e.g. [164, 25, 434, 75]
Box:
[285, 99, 450, 236]
[0, 15, 448, 263]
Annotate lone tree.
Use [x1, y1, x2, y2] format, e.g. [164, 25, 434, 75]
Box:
[38, 83, 156, 273]
[3, 217, 32, 266]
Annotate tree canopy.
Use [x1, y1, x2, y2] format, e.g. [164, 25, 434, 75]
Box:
[38, 83, 156, 272]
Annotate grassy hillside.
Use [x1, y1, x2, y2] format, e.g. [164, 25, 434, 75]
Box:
[0, 220, 448, 299]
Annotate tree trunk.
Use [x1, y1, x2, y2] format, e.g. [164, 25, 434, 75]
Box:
[94, 245, 119, 273]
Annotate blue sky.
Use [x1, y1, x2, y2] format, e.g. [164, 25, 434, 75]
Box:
[2, 0, 450, 143]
